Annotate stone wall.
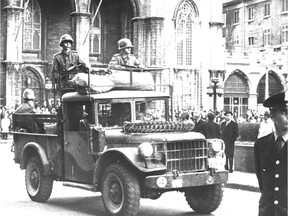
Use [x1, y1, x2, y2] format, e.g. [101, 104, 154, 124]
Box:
[234, 141, 255, 173]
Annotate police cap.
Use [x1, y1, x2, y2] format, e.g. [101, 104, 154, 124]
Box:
[263, 91, 288, 109]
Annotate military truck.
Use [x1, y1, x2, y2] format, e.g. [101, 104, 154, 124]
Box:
[12, 84, 228, 216]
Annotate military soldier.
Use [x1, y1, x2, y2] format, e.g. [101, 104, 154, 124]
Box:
[15, 89, 36, 114]
[52, 34, 90, 94]
[254, 91, 287, 216]
[108, 38, 142, 70]
[14, 89, 45, 133]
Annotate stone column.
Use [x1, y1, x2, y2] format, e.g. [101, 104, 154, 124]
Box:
[132, 17, 164, 67]
[3, 4, 23, 61]
[248, 93, 258, 110]
[71, 12, 91, 64]
[3, 3, 24, 106]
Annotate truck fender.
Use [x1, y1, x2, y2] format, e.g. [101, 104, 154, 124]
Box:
[20, 142, 51, 176]
[93, 148, 166, 190]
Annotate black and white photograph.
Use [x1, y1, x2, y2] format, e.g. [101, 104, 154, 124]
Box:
[0, 0, 287, 215]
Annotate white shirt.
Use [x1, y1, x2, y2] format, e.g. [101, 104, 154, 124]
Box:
[258, 118, 275, 139]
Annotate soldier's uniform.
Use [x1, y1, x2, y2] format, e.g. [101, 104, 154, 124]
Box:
[254, 91, 287, 216]
[52, 50, 87, 88]
[108, 38, 142, 70]
[14, 103, 36, 114]
[52, 34, 89, 95]
[14, 89, 43, 133]
[15, 89, 36, 114]
[108, 53, 141, 69]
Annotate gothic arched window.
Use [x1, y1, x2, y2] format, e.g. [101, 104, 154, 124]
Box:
[90, 1, 101, 54]
[175, 0, 197, 66]
[23, 0, 41, 51]
[257, 72, 283, 104]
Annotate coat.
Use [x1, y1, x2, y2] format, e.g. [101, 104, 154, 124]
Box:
[254, 133, 287, 216]
[1, 117, 10, 133]
[202, 120, 221, 139]
[193, 119, 206, 134]
[220, 120, 238, 157]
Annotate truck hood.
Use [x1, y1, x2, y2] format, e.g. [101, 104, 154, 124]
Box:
[104, 129, 205, 145]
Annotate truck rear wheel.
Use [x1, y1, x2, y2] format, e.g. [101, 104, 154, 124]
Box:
[25, 156, 53, 202]
[184, 184, 223, 214]
[101, 163, 140, 216]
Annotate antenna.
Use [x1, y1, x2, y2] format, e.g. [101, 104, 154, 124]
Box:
[82, 0, 103, 46]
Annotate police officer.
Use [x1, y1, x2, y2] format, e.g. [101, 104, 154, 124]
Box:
[254, 91, 287, 216]
[52, 34, 90, 93]
[15, 89, 36, 114]
[108, 38, 142, 70]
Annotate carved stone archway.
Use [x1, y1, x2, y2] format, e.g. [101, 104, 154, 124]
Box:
[21, 67, 44, 107]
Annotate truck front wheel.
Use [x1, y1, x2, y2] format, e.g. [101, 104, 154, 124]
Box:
[25, 156, 53, 202]
[101, 164, 140, 216]
[184, 184, 223, 214]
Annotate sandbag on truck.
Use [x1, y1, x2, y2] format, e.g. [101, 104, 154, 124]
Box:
[109, 69, 154, 91]
[68, 73, 114, 94]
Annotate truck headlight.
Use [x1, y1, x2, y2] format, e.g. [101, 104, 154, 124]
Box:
[207, 139, 226, 170]
[211, 140, 222, 152]
[138, 142, 153, 158]
[208, 139, 224, 153]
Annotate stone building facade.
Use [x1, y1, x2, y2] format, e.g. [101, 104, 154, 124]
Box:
[223, 0, 288, 117]
[0, 0, 224, 116]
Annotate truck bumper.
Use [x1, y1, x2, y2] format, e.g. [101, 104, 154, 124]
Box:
[145, 170, 228, 189]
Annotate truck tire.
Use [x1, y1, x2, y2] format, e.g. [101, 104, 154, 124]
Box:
[25, 156, 53, 202]
[184, 184, 223, 214]
[101, 163, 140, 216]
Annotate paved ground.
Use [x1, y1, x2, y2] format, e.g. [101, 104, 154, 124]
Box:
[225, 170, 260, 192]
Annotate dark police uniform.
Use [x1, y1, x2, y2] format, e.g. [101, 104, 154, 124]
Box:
[254, 91, 287, 216]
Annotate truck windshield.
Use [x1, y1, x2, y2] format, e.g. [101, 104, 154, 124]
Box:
[97, 99, 167, 127]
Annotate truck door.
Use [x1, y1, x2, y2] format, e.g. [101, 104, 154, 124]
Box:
[63, 102, 95, 184]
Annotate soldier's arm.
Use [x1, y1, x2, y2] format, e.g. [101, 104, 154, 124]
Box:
[108, 55, 122, 69]
[78, 56, 92, 72]
[52, 57, 61, 81]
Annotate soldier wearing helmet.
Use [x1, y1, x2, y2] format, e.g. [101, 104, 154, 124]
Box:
[52, 34, 91, 94]
[15, 89, 36, 114]
[108, 38, 143, 70]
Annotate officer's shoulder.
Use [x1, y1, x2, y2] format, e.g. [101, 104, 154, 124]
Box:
[255, 133, 273, 146]
[112, 53, 121, 57]
[53, 51, 62, 58]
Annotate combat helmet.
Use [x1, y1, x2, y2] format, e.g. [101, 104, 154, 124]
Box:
[117, 38, 133, 50]
[22, 89, 35, 100]
[59, 34, 74, 46]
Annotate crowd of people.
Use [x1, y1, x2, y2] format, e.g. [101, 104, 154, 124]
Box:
[175, 108, 272, 124]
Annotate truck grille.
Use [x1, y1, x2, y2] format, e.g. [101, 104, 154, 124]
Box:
[166, 140, 208, 173]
